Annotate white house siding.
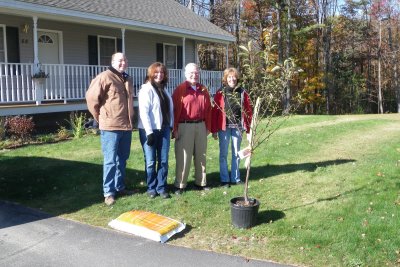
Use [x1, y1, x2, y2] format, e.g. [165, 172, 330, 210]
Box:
[125, 31, 180, 68]
[0, 14, 199, 69]
[185, 39, 196, 65]
[0, 14, 33, 63]
[37, 19, 119, 65]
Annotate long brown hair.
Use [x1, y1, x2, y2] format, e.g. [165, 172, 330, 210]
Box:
[145, 62, 168, 85]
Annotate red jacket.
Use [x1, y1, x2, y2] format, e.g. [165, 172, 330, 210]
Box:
[211, 87, 253, 134]
[172, 81, 212, 135]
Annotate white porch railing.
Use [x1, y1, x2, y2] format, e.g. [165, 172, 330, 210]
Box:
[0, 63, 222, 106]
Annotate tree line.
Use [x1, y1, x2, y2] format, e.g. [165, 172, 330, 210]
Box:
[176, 0, 400, 114]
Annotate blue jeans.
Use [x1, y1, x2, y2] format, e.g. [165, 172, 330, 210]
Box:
[139, 126, 170, 194]
[101, 130, 132, 197]
[218, 128, 242, 183]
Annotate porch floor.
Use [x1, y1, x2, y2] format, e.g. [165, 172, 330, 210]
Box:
[0, 99, 139, 116]
[0, 101, 87, 116]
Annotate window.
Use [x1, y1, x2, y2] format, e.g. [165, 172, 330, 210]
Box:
[0, 25, 6, 62]
[156, 43, 182, 69]
[99, 36, 116, 66]
[38, 34, 54, 44]
[164, 44, 177, 69]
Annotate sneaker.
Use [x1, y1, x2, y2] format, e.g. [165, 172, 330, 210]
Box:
[233, 181, 243, 186]
[160, 192, 171, 199]
[194, 185, 211, 191]
[175, 188, 184, 195]
[104, 196, 115, 206]
[118, 189, 135, 196]
[147, 191, 157, 198]
[220, 182, 230, 188]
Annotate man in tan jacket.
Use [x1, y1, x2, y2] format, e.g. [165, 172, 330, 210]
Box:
[86, 52, 134, 206]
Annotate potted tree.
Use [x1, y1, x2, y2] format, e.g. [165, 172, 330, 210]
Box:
[229, 37, 301, 229]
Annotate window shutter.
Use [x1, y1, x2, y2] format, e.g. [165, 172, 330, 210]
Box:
[6, 26, 20, 63]
[117, 38, 122, 52]
[177, 45, 183, 69]
[156, 43, 163, 62]
[88, 35, 98, 65]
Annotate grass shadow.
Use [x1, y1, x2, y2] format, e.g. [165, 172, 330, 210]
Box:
[256, 210, 286, 226]
[283, 185, 366, 211]
[248, 159, 356, 181]
[0, 156, 146, 218]
[207, 159, 356, 185]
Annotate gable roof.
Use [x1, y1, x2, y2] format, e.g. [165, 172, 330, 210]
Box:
[0, 0, 235, 43]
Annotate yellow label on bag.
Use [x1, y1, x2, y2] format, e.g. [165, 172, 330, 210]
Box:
[117, 210, 180, 235]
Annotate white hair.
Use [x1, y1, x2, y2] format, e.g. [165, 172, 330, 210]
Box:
[184, 63, 199, 77]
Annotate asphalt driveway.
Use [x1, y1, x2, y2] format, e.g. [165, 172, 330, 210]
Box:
[0, 200, 291, 267]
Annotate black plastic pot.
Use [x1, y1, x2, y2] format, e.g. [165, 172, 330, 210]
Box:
[230, 197, 260, 229]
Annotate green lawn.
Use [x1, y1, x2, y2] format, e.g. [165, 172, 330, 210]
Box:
[1, 114, 399, 266]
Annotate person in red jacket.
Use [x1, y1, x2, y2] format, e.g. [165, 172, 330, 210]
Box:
[211, 67, 253, 187]
[172, 63, 212, 194]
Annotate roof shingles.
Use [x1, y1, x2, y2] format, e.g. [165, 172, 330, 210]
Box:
[14, 0, 233, 40]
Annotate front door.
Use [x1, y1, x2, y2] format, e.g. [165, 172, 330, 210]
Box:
[38, 30, 61, 64]
[37, 30, 64, 101]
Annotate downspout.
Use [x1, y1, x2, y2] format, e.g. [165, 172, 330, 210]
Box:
[182, 37, 186, 68]
[121, 28, 125, 54]
[226, 43, 229, 68]
[195, 41, 198, 65]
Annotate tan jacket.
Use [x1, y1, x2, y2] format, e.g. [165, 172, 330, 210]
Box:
[86, 69, 134, 131]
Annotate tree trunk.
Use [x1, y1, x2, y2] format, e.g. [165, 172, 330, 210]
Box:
[284, 0, 292, 112]
[277, 6, 283, 65]
[323, 23, 332, 114]
[389, 22, 400, 113]
[234, 1, 241, 67]
[378, 20, 384, 114]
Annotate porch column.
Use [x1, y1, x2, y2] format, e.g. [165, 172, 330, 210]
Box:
[195, 41, 198, 64]
[225, 43, 229, 68]
[121, 28, 125, 54]
[182, 37, 186, 68]
[32, 16, 39, 72]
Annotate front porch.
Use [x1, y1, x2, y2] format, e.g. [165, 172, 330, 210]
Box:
[0, 63, 223, 116]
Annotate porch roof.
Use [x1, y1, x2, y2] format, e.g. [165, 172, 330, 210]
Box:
[0, 0, 235, 43]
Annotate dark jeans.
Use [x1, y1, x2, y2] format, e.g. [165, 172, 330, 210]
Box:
[139, 126, 171, 194]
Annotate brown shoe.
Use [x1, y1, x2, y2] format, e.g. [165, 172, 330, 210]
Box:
[104, 196, 115, 206]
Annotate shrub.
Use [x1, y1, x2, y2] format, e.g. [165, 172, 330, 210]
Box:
[66, 112, 86, 139]
[5, 116, 35, 143]
[36, 134, 56, 143]
[57, 126, 71, 140]
[0, 117, 5, 140]
[0, 139, 13, 150]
